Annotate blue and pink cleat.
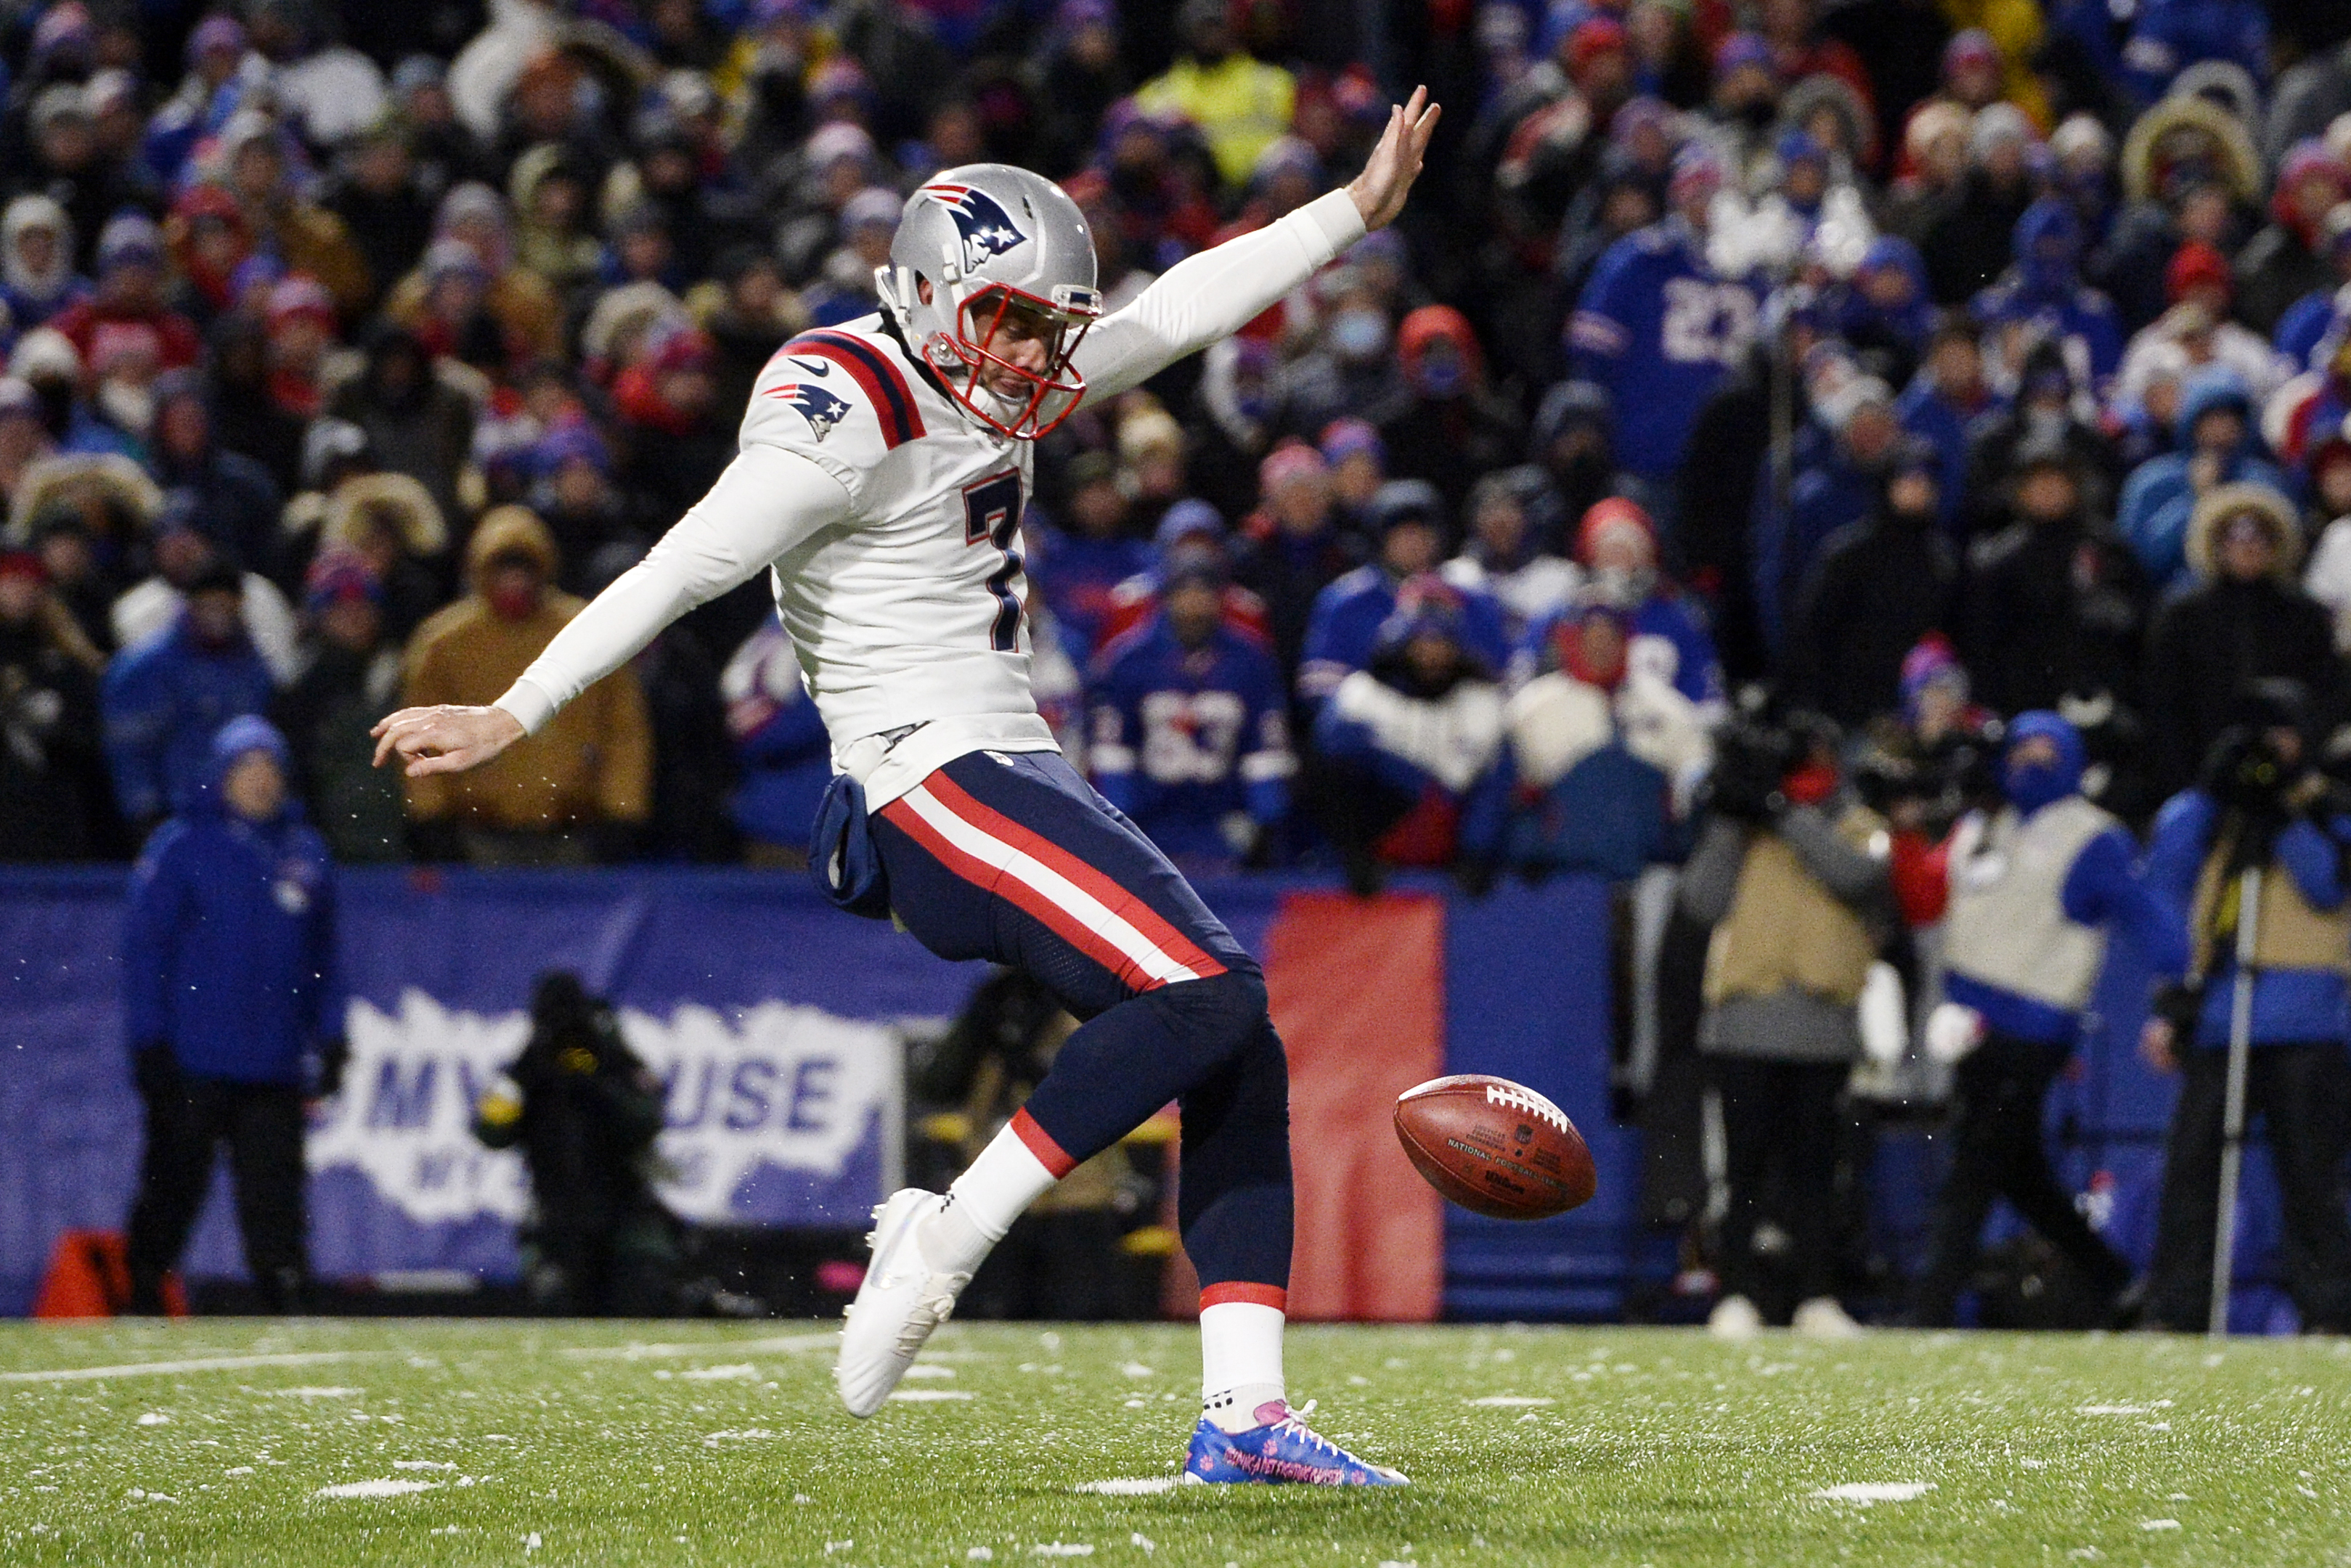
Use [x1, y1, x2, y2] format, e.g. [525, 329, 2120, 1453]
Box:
[1183, 1400, 1409, 1487]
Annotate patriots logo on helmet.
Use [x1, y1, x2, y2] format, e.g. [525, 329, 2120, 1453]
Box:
[766, 380, 852, 441]
[921, 183, 1029, 274]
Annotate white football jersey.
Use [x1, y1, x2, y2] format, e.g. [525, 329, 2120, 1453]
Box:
[498, 190, 1368, 809]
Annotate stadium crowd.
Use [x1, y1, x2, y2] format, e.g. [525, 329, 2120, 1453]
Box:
[10, 0, 2351, 1330]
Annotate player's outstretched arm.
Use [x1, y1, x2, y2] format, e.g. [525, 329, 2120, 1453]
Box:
[372, 444, 854, 780]
[1073, 87, 1439, 401]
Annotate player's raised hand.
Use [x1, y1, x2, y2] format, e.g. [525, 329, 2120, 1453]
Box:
[1346, 85, 1441, 232]
[370, 704, 526, 777]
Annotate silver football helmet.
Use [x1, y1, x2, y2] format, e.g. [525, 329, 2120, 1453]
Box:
[877, 163, 1104, 439]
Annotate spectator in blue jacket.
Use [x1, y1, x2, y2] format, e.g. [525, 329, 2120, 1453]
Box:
[1087, 558, 1294, 873]
[100, 555, 274, 836]
[2119, 0, 2269, 108]
[1311, 580, 1509, 896]
[1970, 198, 2127, 394]
[2139, 682, 2351, 1332]
[1895, 316, 1995, 541]
[1910, 713, 2189, 1326]
[121, 715, 343, 1313]
[2116, 365, 2289, 591]
[1297, 479, 1507, 711]
[720, 618, 833, 866]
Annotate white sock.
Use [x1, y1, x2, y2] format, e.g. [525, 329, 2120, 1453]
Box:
[919, 1124, 1059, 1275]
[1199, 1301, 1286, 1432]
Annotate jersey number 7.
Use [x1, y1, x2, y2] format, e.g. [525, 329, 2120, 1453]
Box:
[962, 470, 1027, 653]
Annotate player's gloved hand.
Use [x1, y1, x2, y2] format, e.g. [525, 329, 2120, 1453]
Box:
[132, 1041, 179, 1103]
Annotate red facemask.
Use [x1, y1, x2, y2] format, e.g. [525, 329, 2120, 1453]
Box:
[1782, 759, 1840, 807]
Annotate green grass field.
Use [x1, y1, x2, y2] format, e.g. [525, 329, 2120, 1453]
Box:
[1, 1320, 2347, 1567]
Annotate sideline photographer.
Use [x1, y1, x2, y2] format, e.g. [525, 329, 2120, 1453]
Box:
[473, 971, 677, 1315]
[1681, 700, 1895, 1338]
[2139, 682, 2351, 1333]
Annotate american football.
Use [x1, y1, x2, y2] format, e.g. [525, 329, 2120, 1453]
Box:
[1394, 1073, 1597, 1220]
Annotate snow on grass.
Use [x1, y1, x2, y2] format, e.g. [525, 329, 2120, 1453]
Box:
[136, 1412, 170, 1425]
[2076, 1401, 2174, 1416]
[890, 1388, 974, 1402]
[392, 1461, 457, 1471]
[314, 1478, 439, 1500]
[902, 1363, 958, 1379]
[1030, 1544, 1095, 1557]
[1074, 1478, 1181, 1496]
[1465, 1395, 1555, 1408]
[1811, 1482, 1936, 1505]
[677, 1363, 759, 1381]
[2141, 1519, 2183, 1531]
[562, 1332, 836, 1360]
[259, 1387, 362, 1398]
[701, 1429, 776, 1446]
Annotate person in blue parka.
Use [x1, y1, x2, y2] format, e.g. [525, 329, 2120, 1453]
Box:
[120, 715, 344, 1313]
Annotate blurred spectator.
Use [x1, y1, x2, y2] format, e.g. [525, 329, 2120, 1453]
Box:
[1784, 438, 1955, 730]
[698, 246, 804, 415]
[721, 616, 831, 867]
[0, 195, 90, 330]
[2139, 684, 2351, 1332]
[327, 324, 478, 528]
[272, 548, 407, 863]
[121, 716, 342, 1315]
[1231, 441, 1356, 686]
[1087, 556, 1292, 875]
[99, 551, 274, 836]
[112, 497, 301, 685]
[2111, 243, 2286, 404]
[1298, 480, 1507, 711]
[148, 369, 282, 575]
[398, 506, 651, 865]
[611, 326, 733, 529]
[1031, 450, 1148, 661]
[528, 422, 643, 595]
[1907, 714, 2185, 1326]
[321, 120, 440, 315]
[1311, 582, 1508, 897]
[214, 112, 372, 319]
[1894, 315, 1992, 539]
[2116, 366, 2288, 591]
[1571, 144, 1760, 502]
[317, 471, 452, 646]
[1134, 0, 1295, 191]
[2143, 485, 2338, 800]
[1961, 337, 2121, 541]
[1095, 501, 1268, 653]
[1564, 496, 1722, 711]
[1442, 466, 1577, 642]
[1755, 374, 1901, 658]
[0, 546, 110, 859]
[1486, 600, 1708, 882]
[1382, 306, 1523, 513]
[2228, 143, 2342, 338]
[52, 214, 202, 374]
[1920, 104, 2038, 306]
[1527, 380, 1619, 534]
[385, 183, 563, 366]
[1679, 707, 1891, 1338]
[1968, 197, 2124, 393]
[1960, 438, 2151, 718]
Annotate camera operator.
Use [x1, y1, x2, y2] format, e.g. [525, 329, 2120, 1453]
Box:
[2138, 681, 2351, 1333]
[472, 971, 678, 1315]
[1906, 713, 2187, 1326]
[1680, 701, 1896, 1339]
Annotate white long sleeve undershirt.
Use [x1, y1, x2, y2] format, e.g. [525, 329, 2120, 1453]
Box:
[492, 188, 1367, 742]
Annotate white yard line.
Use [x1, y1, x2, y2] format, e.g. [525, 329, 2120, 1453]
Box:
[561, 1332, 838, 1360]
[1, 1351, 380, 1385]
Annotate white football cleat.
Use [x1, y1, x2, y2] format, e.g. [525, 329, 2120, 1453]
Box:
[1792, 1296, 1863, 1339]
[1707, 1293, 1763, 1342]
[836, 1188, 971, 1418]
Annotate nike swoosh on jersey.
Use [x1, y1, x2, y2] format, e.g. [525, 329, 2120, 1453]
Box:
[790, 357, 833, 377]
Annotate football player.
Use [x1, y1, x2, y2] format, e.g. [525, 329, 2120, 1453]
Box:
[374, 91, 1440, 1487]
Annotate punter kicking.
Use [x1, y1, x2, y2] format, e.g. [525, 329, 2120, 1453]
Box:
[374, 90, 1438, 1487]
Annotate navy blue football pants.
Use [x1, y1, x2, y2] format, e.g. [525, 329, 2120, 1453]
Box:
[874, 749, 1292, 1304]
